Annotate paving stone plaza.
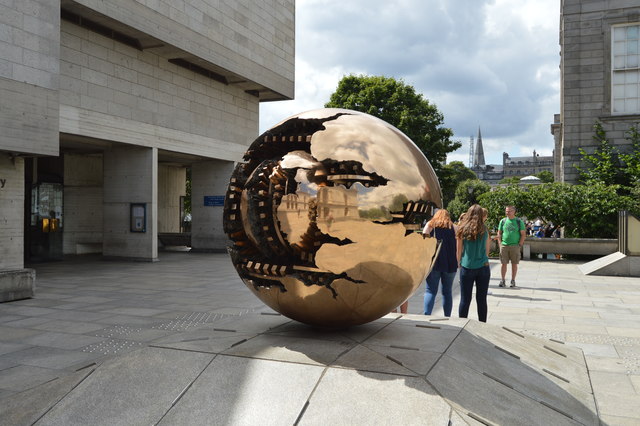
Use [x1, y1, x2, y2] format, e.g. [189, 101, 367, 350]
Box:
[0, 252, 639, 424]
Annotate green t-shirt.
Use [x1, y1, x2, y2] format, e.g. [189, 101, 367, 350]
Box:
[499, 217, 525, 246]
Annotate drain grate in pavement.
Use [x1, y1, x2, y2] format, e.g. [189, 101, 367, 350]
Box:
[522, 329, 566, 341]
[94, 325, 143, 339]
[565, 333, 640, 347]
[82, 339, 143, 355]
[152, 312, 221, 331]
[615, 346, 640, 374]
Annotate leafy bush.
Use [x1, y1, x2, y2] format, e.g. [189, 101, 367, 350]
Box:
[446, 179, 490, 220]
[478, 182, 639, 238]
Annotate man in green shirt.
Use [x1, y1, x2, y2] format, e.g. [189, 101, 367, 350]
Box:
[497, 205, 526, 287]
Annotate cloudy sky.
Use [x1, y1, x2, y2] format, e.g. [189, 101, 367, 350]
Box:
[259, 0, 561, 166]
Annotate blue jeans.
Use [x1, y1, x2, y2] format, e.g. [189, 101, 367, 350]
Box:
[424, 270, 456, 316]
[459, 265, 491, 322]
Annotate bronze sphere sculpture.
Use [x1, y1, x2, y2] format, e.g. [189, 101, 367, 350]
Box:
[223, 109, 442, 327]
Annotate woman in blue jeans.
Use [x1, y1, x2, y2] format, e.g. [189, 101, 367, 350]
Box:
[455, 204, 492, 322]
[422, 209, 457, 316]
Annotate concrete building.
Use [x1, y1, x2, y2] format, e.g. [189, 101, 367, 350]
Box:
[559, 0, 640, 182]
[0, 1, 295, 296]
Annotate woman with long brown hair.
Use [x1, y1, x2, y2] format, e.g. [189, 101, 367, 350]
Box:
[422, 209, 457, 316]
[455, 204, 492, 322]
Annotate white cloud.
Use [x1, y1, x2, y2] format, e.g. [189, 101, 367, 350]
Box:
[260, 0, 561, 167]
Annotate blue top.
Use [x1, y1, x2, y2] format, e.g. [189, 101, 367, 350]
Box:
[431, 226, 458, 273]
[461, 230, 489, 269]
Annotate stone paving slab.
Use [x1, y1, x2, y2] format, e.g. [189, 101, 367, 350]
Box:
[301, 368, 451, 425]
[0, 368, 93, 426]
[445, 329, 597, 424]
[37, 347, 214, 426]
[360, 344, 441, 376]
[222, 333, 356, 366]
[0, 346, 98, 370]
[363, 320, 462, 353]
[0, 365, 60, 393]
[151, 328, 258, 354]
[158, 355, 324, 426]
[0, 342, 31, 356]
[331, 344, 418, 376]
[428, 355, 583, 426]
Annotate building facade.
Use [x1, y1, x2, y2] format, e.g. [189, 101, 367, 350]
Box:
[0, 1, 295, 291]
[502, 151, 554, 178]
[559, 0, 640, 183]
[470, 128, 554, 185]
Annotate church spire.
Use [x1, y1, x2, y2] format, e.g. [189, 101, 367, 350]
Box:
[473, 126, 485, 167]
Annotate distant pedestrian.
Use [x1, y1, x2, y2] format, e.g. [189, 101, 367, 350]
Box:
[422, 209, 457, 316]
[456, 204, 491, 322]
[497, 205, 526, 288]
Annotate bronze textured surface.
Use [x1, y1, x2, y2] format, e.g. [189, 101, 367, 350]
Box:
[223, 109, 442, 326]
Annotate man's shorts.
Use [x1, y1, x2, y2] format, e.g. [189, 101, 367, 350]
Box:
[500, 244, 521, 264]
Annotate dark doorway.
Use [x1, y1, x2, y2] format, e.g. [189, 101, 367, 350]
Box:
[24, 157, 64, 262]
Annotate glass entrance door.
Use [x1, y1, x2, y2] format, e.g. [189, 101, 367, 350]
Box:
[29, 182, 63, 261]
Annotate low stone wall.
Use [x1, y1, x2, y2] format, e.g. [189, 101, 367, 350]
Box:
[523, 237, 618, 259]
[0, 269, 36, 302]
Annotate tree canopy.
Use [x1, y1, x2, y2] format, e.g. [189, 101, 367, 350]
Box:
[576, 121, 640, 188]
[325, 75, 461, 176]
[576, 122, 621, 185]
[498, 176, 522, 185]
[478, 182, 639, 238]
[446, 179, 490, 222]
[439, 161, 477, 206]
[536, 170, 554, 183]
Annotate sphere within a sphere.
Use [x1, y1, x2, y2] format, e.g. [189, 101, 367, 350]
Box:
[223, 109, 442, 327]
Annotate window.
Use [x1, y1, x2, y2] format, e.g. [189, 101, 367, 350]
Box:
[612, 24, 640, 114]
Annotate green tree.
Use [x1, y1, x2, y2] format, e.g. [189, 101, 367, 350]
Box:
[536, 170, 554, 183]
[325, 75, 461, 176]
[478, 182, 639, 238]
[621, 125, 640, 185]
[576, 122, 621, 185]
[566, 182, 637, 238]
[447, 179, 490, 221]
[499, 176, 522, 185]
[440, 161, 477, 207]
[478, 184, 536, 229]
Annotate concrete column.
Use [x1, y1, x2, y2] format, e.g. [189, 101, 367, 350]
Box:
[0, 154, 25, 269]
[103, 146, 157, 261]
[191, 160, 234, 252]
[0, 154, 34, 301]
[158, 165, 186, 233]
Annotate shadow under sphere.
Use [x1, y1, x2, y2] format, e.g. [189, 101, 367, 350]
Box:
[223, 108, 442, 327]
